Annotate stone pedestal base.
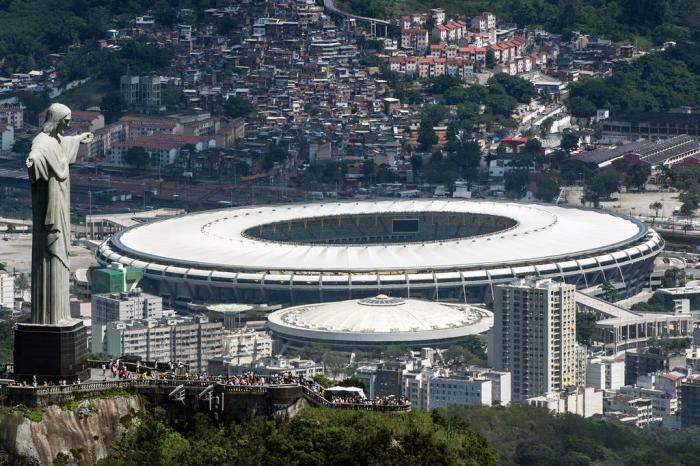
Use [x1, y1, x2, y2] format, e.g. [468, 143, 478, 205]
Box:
[14, 319, 89, 383]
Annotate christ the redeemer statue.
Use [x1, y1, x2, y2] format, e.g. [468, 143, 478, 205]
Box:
[26, 103, 93, 325]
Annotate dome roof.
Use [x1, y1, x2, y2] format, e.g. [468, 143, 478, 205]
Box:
[267, 296, 493, 344]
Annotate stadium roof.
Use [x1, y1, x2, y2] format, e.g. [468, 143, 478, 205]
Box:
[267, 295, 493, 343]
[109, 200, 646, 273]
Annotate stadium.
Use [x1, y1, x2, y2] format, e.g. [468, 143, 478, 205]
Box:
[96, 199, 663, 306]
[267, 295, 493, 351]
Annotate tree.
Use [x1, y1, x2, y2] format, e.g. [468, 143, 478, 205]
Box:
[452, 139, 481, 179]
[223, 96, 255, 119]
[661, 267, 686, 288]
[600, 280, 616, 301]
[418, 119, 437, 151]
[410, 154, 423, 173]
[124, 146, 150, 168]
[624, 163, 650, 191]
[338, 378, 365, 389]
[560, 132, 579, 153]
[536, 177, 560, 203]
[679, 190, 700, 219]
[585, 170, 621, 205]
[100, 90, 125, 124]
[15, 273, 29, 295]
[488, 74, 537, 103]
[12, 138, 31, 155]
[485, 50, 497, 68]
[649, 201, 663, 221]
[504, 170, 530, 199]
[524, 137, 542, 155]
[576, 312, 598, 345]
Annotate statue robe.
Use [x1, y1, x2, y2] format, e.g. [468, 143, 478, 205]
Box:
[27, 132, 81, 325]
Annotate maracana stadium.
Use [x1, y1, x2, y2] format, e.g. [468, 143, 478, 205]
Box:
[96, 199, 663, 306]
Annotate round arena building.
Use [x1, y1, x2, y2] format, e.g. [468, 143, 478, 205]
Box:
[96, 199, 663, 305]
[267, 295, 493, 350]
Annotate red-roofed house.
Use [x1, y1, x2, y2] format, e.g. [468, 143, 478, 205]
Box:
[111, 133, 207, 167]
[0, 105, 24, 129]
[401, 28, 429, 52]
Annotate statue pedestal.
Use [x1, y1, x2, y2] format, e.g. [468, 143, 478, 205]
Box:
[14, 319, 89, 383]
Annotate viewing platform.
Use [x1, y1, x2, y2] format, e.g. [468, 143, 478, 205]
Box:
[0, 379, 411, 414]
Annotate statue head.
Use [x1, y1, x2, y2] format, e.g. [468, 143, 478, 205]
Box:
[42, 103, 71, 135]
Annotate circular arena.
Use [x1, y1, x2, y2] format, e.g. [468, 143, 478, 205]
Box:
[96, 199, 663, 305]
[267, 295, 493, 350]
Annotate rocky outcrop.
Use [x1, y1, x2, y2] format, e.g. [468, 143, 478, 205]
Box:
[0, 395, 143, 466]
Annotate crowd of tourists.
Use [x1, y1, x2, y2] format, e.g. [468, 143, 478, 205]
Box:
[14, 361, 409, 409]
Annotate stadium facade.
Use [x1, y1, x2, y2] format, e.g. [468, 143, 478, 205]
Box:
[96, 200, 663, 306]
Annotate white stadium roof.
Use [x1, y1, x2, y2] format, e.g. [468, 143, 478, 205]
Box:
[267, 295, 493, 343]
[109, 200, 646, 273]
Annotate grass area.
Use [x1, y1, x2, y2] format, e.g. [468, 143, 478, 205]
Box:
[51, 79, 112, 111]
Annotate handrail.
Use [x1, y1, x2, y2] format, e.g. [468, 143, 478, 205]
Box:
[2, 381, 410, 412]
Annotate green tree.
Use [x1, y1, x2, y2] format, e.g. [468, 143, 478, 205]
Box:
[560, 132, 579, 153]
[485, 49, 497, 68]
[504, 170, 530, 198]
[12, 138, 31, 155]
[576, 312, 598, 345]
[410, 154, 423, 173]
[536, 177, 560, 203]
[124, 146, 150, 168]
[100, 90, 124, 124]
[649, 201, 663, 221]
[585, 170, 621, 205]
[624, 163, 650, 191]
[524, 137, 542, 155]
[15, 273, 29, 295]
[661, 267, 686, 288]
[418, 119, 437, 151]
[223, 96, 255, 119]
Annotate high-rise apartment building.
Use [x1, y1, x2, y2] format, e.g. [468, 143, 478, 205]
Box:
[91, 290, 163, 354]
[92, 290, 163, 324]
[0, 272, 15, 310]
[104, 315, 222, 373]
[120, 74, 161, 109]
[489, 278, 576, 400]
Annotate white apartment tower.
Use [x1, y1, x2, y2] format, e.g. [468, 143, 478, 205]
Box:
[0, 272, 15, 310]
[489, 278, 577, 400]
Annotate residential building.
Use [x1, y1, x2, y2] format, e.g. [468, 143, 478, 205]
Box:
[91, 290, 163, 353]
[618, 385, 678, 419]
[681, 376, 700, 428]
[586, 356, 625, 391]
[0, 123, 13, 151]
[210, 356, 322, 378]
[527, 386, 603, 417]
[604, 394, 660, 428]
[575, 344, 587, 386]
[429, 375, 492, 408]
[0, 272, 14, 310]
[221, 328, 272, 365]
[402, 367, 511, 410]
[401, 28, 429, 52]
[91, 290, 163, 325]
[0, 105, 24, 129]
[376, 361, 408, 397]
[624, 347, 686, 386]
[489, 278, 577, 400]
[121, 74, 162, 109]
[104, 315, 222, 372]
[110, 133, 206, 167]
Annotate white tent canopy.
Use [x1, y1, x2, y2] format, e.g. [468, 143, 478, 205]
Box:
[326, 386, 366, 399]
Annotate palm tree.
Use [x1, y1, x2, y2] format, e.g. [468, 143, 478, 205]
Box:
[649, 201, 663, 223]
